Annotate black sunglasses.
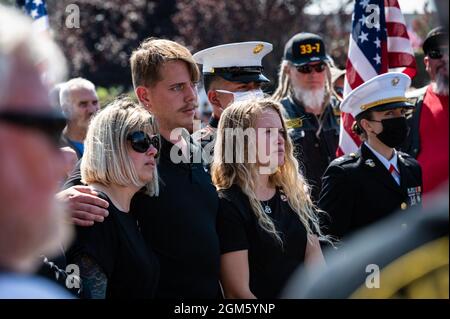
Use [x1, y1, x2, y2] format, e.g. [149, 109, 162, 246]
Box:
[127, 131, 160, 156]
[295, 62, 326, 74]
[0, 110, 66, 146]
[428, 47, 448, 59]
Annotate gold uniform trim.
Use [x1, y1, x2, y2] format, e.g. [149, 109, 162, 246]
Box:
[285, 118, 303, 129]
[253, 44, 264, 54]
[360, 97, 408, 111]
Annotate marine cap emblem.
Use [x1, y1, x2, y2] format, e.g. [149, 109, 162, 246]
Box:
[253, 44, 264, 54]
[391, 77, 400, 87]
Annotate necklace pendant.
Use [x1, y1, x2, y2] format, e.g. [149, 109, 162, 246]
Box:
[264, 205, 272, 214]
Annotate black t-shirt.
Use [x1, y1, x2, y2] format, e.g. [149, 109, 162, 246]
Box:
[217, 185, 308, 299]
[131, 137, 220, 299]
[67, 193, 160, 299]
[64, 136, 220, 299]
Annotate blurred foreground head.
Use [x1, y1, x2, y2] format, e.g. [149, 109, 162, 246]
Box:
[0, 4, 72, 273]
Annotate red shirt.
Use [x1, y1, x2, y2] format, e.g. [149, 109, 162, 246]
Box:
[417, 85, 449, 196]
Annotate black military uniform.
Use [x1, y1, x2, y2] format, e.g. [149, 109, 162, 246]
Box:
[319, 143, 422, 240]
[281, 96, 340, 201]
[318, 72, 423, 241]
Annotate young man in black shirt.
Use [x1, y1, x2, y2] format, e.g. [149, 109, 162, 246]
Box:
[59, 38, 221, 298]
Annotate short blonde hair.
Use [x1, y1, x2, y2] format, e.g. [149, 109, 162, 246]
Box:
[81, 96, 159, 196]
[130, 37, 200, 89]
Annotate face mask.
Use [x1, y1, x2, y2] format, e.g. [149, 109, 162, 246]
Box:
[371, 116, 409, 148]
[216, 89, 265, 103]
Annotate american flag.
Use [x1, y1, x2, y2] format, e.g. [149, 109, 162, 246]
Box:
[337, 0, 417, 156]
[16, 0, 49, 32]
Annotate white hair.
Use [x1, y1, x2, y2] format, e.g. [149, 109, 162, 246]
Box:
[0, 4, 67, 106]
[49, 82, 65, 109]
[59, 77, 96, 115]
[272, 59, 332, 107]
[293, 85, 326, 112]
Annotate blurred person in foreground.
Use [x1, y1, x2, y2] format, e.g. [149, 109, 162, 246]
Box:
[0, 4, 72, 298]
[284, 183, 448, 299]
[211, 99, 329, 298]
[67, 97, 160, 298]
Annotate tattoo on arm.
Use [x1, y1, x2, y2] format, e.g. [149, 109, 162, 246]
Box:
[76, 254, 108, 299]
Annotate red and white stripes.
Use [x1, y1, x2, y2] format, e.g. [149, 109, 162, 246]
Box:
[337, 0, 416, 156]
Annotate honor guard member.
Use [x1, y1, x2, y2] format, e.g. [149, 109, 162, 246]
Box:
[272, 33, 340, 202]
[319, 73, 423, 241]
[192, 42, 272, 162]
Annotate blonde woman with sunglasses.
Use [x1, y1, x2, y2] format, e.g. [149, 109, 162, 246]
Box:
[68, 96, 160, 299]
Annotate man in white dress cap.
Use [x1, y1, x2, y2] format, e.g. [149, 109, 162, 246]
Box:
[192, 41, 272, 158]
[318, 72, 423, 241]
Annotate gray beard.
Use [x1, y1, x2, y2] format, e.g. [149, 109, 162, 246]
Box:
[433, 70, 449, 96]
[293, 86, 326, 112]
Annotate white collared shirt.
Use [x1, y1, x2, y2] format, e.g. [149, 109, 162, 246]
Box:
[365, 142, 400, 185]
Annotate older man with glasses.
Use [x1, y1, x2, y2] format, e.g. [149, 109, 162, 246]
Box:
[272, 32, 340, 202]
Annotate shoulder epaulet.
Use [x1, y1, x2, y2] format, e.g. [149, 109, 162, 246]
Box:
[398, 151, 415, 162]
[331, 152, 359, 165]
[406, 86, 427, 104]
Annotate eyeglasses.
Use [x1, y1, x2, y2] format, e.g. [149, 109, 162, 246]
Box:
[127, 131, 160, 157]
[295, 62, 326, 74]
[0, 110, 66, 146]
[428, 47, 448, 59]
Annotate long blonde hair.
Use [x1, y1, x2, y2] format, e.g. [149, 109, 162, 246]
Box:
[211, 98, 329, 245]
